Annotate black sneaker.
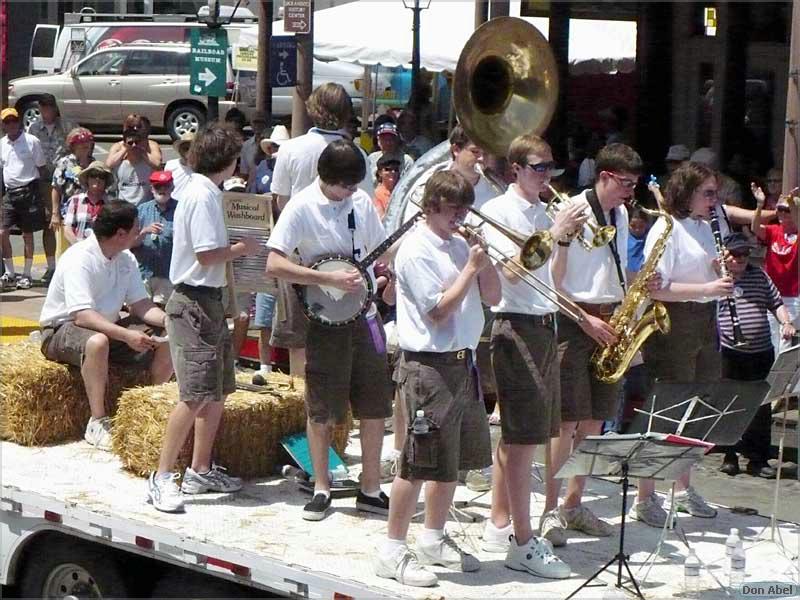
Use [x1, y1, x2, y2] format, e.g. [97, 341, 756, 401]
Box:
[41, 268, 55, 285]
[302, 492, 332, 521]
[356, 490, 390, 515]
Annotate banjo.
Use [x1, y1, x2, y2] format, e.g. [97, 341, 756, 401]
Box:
[295, 213, 420, 327]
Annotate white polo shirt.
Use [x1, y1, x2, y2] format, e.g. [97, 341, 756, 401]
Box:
[481, 185, 557, 315]
[270, 127, 373, 199]
[0, 132, 46, 188]
[645, 215, 719, 303]
[164, 158, 193, 201]
[40, 235, 147, 327]
[169, 173, 230, 288]
[559, 189, 629, 303]
[395, 223, 484, 352]
[267, 177, 386, 272]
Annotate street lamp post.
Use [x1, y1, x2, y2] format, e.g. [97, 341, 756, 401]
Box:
[402, 0, 431, 116]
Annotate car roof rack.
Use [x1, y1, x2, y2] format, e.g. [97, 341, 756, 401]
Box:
[64, 6, 255, 25]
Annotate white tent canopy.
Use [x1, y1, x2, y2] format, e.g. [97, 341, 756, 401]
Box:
[238, 1, 637, 73]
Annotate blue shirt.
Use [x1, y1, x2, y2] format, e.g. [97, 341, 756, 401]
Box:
[132, 198, 177, 279]
[253, 158, 274, 194]
[627, 233, 646, 273]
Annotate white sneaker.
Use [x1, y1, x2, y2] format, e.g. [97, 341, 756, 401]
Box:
[628, 494, 668, 528]
[84, 417, 112, 451]
[373, 546, 438, 587]
[379, 450, 401, 482]
[672, 486, 717, 518]
[181, 464, 243, 494]
[505, 535, 571, 579]
[482, 520, 513, 553]
[415, 534, 480, 572]
[147, 472, 185, 513]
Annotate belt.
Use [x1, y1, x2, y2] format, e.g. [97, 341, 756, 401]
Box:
[404, 349, 471, 363]
[494, 312, 555, 328]
[576, 302, 620, 319]
[175, 283, 223, 298]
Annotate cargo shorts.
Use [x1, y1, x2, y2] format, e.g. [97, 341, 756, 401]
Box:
[1, 181, 45, 233]
[165, 285, 235, 403]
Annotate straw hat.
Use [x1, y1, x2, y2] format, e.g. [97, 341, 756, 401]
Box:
[259, 125, 290, 153]
[78, 161, 114, 187]
[172, 132, 196, 154]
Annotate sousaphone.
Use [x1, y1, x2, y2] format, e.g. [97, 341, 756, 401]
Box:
[453, 16, 559, 158]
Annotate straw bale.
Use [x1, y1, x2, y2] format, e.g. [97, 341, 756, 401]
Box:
[0, 341, 148, 446]
[113, 372, 352, 478]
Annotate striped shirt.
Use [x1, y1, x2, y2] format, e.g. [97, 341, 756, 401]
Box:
[718, 265, 783, 353]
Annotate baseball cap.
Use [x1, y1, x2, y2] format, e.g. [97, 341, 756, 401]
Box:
[665, 144, 690, 162]
[223, 177, 247, 192]
[376, 122, 399, 138]
[149, 171, 174, 186]
[690, 147, 717, 169]
[723, 232, 755, 254]
[1, 108, 19, 121]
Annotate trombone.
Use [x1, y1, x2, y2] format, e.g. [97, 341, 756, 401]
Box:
[408, 199, 585, 323]
[545, 184, 616, 251]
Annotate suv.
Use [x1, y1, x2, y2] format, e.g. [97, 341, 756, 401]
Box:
[9, 43, 366, 140]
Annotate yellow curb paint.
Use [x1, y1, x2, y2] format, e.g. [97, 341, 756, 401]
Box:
[0, 316, 39, 343]
[10, 254, 48, 268]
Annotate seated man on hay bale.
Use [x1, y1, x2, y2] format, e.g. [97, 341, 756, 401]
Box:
[39, 200, 174, 450]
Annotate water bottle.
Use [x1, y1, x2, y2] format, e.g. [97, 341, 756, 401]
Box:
[411, 410, 430, 435]
[683, 549, 701, 598]
[724, 528, 741, 575]
[729, 543, 746, 589]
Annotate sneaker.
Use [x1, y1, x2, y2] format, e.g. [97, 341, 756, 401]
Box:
[539, 508, 567, 547]
[84, 417, 112, 451]
[746, 461, 777, 479]
[560, 505, 613, 537]
[374, 546, 438, 587]
[0, 272, 16, 290]
[303, 492, 332, 521]
[356, 490, 390, 515]
[15, 276, 32, 290]
[482, 520, 513, 553]
[147, 472, 185, 513]
[505, 535, 571, 580]
[379, 452, 400, 482]
[415, 533, 480, 572]
[673, 486, 717, 518]
[465, 467, 493, 492]
[628, 494, 668, 528]
[41, 267, 55, 285]
[181, 464, 243, 494]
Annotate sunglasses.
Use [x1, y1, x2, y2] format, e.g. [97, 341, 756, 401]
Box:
[777, 205, 792, 213]
[730, 250, 751, 259]
[523, 161, 558, 174]
[380, 166, 400, 172]
[607, 172, 638, 189]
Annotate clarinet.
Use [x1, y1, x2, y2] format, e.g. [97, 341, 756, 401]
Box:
[709, 206, 747, 347]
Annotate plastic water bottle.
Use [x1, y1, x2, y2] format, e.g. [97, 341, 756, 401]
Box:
[411, 410, 430, 435]
[729, 543, 746, 589]
[724, 528, 741, 575]
[683, 549, 701, 597]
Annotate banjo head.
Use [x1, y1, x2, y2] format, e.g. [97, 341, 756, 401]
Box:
[301, 257, 373, 326]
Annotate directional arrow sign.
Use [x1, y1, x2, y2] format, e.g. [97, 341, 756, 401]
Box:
[284, 0, 311, 35]
[190, 28, 228, 98]
[270, 36, 297, 88]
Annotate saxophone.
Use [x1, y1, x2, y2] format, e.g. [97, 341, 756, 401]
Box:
[591, 205, 673, 383]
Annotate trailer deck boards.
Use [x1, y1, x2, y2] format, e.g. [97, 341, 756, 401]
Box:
[2, 439, 798, 599]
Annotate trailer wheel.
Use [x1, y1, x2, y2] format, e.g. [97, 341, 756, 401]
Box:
[18, 538, 130, 599]
[151, 569, 256, 599]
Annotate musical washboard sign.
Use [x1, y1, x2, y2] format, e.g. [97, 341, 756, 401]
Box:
[222, 192, 276, 294]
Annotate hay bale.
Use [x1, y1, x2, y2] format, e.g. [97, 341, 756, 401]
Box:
[0, 341, 148, 446]
[113, 372, 352, 479]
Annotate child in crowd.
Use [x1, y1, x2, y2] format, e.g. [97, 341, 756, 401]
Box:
[63, 161, 113, 243]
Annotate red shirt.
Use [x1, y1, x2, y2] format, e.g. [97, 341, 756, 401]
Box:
[764, 224, 799, 297]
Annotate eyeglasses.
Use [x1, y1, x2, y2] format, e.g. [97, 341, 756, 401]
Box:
[523, 161, 558, 174]
[730, 250, 751, 260]
[702, 189, 718, 199]
[607, 172, 638, 189]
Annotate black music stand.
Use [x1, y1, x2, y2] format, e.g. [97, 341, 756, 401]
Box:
[558, 433, 710, 600]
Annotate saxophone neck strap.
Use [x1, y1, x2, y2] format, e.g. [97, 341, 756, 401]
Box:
[587, 188, 626, 294]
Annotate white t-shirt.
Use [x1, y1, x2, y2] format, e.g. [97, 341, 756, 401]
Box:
[164, 158, 193, 201]
[559, 189, 629, 303]
[481, 185, 557, 315]
[0, 133, 46, 188]
[267, 178, 386, 273]
[40, 235, 147, 327]
[270, 127, 373, 200]
[169, 173, 230, 288]
[395, 223, 484, 352]
[645, 215, 719, 303]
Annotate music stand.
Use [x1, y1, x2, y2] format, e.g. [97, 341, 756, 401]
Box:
[558, 433, 710, 600]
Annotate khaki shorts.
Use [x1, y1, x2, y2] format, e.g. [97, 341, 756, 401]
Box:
[270, 279, 308, 349]
[491, 313, 560, 445]
[165, 285, 235, 403]
[557, 312, 622, 422]
[40, 316, 156, 369]
[398, 350, 492, 482]
[642, 301, 721, 384]
[304, 314, 392, 424]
